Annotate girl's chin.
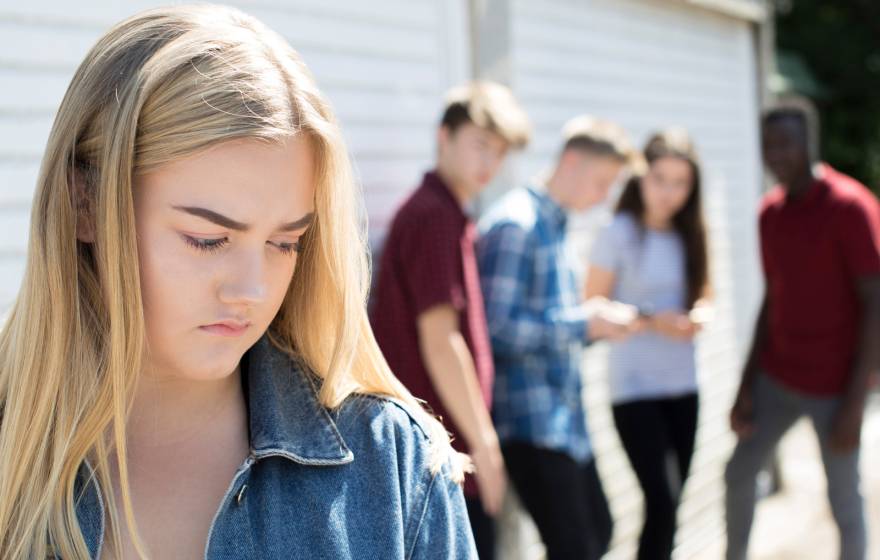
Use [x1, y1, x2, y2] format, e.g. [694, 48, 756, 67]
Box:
[146, 335, 257, 380]
[171, 354, 244, 382]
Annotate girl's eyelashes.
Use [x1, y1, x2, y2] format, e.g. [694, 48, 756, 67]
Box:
[270, 240, 302, 255]
[183, 234, 228, 253]
[181, 234, 301, 255]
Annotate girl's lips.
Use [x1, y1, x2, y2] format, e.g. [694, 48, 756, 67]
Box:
[199, 321, 250, 337]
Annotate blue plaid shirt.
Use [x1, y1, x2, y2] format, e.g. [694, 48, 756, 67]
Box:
[477, 185, 593, 463]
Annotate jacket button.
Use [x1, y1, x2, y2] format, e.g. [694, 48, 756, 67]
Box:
[236, 484, 248, 505]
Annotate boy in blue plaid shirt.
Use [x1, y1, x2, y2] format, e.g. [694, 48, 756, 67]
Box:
[477, 116, 638, 560]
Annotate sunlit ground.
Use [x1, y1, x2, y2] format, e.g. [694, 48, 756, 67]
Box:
[705, 392, 880, 559]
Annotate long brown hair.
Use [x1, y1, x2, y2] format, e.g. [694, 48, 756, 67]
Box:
[615, 129, 709, 308]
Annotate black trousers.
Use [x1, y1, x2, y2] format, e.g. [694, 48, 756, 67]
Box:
[503, 442, 613, 560]
[465, 496, 495, 559]
[612, 393, 699, 560]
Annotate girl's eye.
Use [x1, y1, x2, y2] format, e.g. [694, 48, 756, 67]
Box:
[183, 235, 228, 253]
[271, 240, 301, 255]
[182, 235, 301, 255]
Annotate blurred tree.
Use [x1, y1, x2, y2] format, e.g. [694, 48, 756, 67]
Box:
[774, 0, 880, 192]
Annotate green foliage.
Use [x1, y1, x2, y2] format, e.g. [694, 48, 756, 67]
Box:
[775, 0, 880, 192]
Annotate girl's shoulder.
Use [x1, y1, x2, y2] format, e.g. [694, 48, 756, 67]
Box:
[332, 393, 473, 554]
[597, 212, 640, 248]
[334, 392, 445, 473]
[608, 211, 640, 235]
[250, 339, 473, 553]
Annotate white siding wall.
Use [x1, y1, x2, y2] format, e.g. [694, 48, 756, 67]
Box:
[497, 0, 765, 558]
[0, 0, 469, 314]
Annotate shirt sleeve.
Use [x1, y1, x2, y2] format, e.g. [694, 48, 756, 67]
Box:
[837, 197, 880, 278]
[397, 211, 467, 317]
[477, 221, 590, 356]
[590, 216, 622, 272]
[407, 463, 476, 560]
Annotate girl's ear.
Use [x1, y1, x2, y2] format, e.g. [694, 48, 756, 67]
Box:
[71, 168, 96, 243]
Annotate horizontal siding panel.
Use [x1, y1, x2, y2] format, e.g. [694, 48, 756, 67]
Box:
[354, 159, 427, 190]
[231, 0, 437, 30]
[516, 0, 743, 42]
[513, 27, 737, 83]
[518, 88, 752, 119]
[343, 124, 433, 161]
[0, 2, 192, 27]
[0, 209, 28, 254]
[0, 20, 100, 68]
[0, 0, 436, 30]
[249, 11, 437, 61]
[516, 52, 741, 93]
[0, 69, 70, 111]
[0, 114, 54, 158]
[0, 162, 39, 205]
[328, 89, 440, 126]
[0, 256, 26, 307]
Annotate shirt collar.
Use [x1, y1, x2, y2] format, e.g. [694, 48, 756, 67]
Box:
[423, 170, 468, 220]
[782, 162, 830, 207]
[526, 184, 568, 230]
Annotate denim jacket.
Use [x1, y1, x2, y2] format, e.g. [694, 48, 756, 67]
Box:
[72, 336, 476, 559]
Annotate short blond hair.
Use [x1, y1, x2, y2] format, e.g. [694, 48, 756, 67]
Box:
[560, 115, 635, 164]
[441, 81, 531, 148]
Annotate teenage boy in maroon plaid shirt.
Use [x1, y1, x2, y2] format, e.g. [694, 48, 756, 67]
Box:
[370, 82, 530, 559]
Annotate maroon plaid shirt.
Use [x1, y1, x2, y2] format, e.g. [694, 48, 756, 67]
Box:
[370, 171, 494, 498]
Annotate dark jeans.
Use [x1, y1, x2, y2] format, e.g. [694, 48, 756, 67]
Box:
[465, 496, 495, 559]
[503, 442, 612, 560]
[612, 393, 699, 560]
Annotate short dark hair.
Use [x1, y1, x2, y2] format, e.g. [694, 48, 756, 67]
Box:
[762, 98, 820, 161]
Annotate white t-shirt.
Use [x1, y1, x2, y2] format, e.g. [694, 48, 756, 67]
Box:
[590, 213, 698, 404]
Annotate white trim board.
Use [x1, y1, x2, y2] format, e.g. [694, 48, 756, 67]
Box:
[677, 0, 768, 22]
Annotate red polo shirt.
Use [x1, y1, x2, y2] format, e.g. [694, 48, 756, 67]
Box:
[759, 164, 880, 395]
[370, 171, 494, 498]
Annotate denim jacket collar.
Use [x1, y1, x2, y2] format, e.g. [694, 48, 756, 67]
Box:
[74, 336, 353, 557]
[243, 336, 354, 465]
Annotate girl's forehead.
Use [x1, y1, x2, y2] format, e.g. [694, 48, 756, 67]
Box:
[136, 137, 316, 215]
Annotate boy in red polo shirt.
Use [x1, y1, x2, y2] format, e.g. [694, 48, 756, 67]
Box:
[725, 103, 880, 560]
[370, 82, 530, 559]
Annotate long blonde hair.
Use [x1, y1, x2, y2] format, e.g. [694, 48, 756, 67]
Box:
[0, 5, 461, 558]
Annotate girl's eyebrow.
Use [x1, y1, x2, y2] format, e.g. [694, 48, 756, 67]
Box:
[171, 205, 314, 232]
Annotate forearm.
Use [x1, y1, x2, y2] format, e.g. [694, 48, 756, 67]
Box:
[842, 281, 880, 407]
[740, 296, 769, 393]
[419, 334, 498, 452]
